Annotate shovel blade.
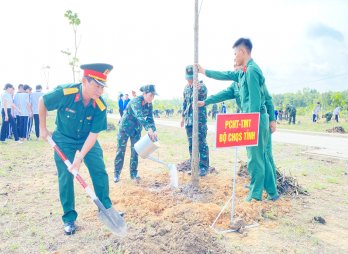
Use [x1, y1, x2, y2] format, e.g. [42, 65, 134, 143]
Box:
[98, 207, 127, 236]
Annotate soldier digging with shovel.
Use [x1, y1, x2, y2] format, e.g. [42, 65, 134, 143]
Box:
[39, 63, 126, 235]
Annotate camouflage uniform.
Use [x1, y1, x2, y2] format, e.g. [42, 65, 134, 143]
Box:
[285, 104, 291, 120]
[211, 103, 218, 119]
[182, 82, 209, 175]
[114, 95, 156, 179]
[288, 104, 296, 124]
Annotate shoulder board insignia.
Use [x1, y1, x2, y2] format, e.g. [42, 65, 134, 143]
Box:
[63, 87, 79, 95]
[95, 98, 106, 111]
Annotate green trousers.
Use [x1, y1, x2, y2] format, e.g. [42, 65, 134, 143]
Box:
[185, 123, 210, 171]
[266, 133, 277, 180]
[246, 113, 278, 201]
[54, 139, 112, 223]
[114, 127, 141, 178]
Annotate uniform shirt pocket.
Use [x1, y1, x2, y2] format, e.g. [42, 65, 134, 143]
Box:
[81, 116, 93, 134]
[63, 108, 77, 120]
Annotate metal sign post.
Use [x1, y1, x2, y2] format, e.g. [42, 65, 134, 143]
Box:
[211, 113, 260, 233]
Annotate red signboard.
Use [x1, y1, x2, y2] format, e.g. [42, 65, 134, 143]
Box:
[215, 113, 260, 148]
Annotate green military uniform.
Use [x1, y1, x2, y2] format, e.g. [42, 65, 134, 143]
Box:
[205, 58, 278, 201]
[182, 81, 210, 175]
[285, 104, 291, 120]
[43, 83, 111, 223]
[264, 86, 278, 181]
[288, 104, 296, 124]
[205, 81, 278, 183]
[205, 81, 241, 108]
[114, 92, 156, 179]
[211, 103, 218, 119]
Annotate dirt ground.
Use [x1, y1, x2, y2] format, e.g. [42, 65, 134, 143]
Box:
[0, 124, 347, 253]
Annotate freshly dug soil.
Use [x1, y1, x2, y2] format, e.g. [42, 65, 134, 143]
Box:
[326, 126, 345, 133]
[106, 160, 292, 253]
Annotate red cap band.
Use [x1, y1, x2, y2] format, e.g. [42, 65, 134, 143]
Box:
[84, 69, 107, 82]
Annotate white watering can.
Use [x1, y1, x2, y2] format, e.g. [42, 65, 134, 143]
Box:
[134, 134, 178, 188]
[134, 133, 160, 159]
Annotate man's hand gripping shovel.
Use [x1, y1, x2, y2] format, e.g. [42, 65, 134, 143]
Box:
[47, 136, 127, 236]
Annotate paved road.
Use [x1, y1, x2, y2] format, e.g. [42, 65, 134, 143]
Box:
[109, 115, 348, 160]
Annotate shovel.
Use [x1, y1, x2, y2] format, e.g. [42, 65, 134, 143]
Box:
[47, 136, 127, 236]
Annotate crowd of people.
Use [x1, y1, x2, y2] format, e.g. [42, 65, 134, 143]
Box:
[0, 84, 44, 143]
[271, 101, 342, 125]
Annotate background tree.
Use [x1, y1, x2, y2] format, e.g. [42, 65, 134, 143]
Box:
[331, 92, 344, 108]
[62, 10, 81, 83]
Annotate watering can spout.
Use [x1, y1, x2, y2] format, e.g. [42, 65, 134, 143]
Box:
[134, 134, 179, 188]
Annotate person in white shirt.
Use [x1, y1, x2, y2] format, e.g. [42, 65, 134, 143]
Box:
[30, 85, 44, 139]
[17, 84, 32, 141]
[333, 106, 340, 123]
[13, 84, 24, 136]
[312, 102, 321, 122]
[0, 84, 21, 143]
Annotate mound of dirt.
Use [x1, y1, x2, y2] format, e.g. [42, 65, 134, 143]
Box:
[326, 126, 345, 133]
[275, 169, 309, 196]
[104, 160, 293, 253]
[176, 159, 216, 174]
[238, 160, 308, 196]
[237, 160, 248, 178]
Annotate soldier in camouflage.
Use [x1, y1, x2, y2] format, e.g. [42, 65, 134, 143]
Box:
[288, 103, 296, 124]
[114, 84, 158, 183]
[211, 103, 218, 120]
[181, 65, 209, 176]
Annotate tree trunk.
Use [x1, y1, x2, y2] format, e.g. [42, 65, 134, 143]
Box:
[191, 0, 199, 187]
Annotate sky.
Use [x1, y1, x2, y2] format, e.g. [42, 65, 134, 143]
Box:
[1, 0, 348, 100]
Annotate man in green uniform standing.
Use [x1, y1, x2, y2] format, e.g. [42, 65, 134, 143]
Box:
[197, 38, 278, 201]
[39, 63, 114, 235]
[264, 86, 278, 180]
[198, 77, 279, 183]
[181, 65, 209, 176]
[114, 85, 158, 183]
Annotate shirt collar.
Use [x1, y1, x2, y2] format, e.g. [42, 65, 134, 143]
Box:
[74, 84, 93, 107]
[246, 58, 254, 67]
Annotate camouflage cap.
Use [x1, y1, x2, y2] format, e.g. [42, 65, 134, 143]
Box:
[140, 84, 158, 95]
[185, 65, 193, 80]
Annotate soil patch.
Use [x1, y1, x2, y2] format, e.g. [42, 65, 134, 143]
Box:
[326, 126, 345, 133]
[176, 159, 216, 174]
[238, 160, 308, 196]
[104, 159, 293, 253]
